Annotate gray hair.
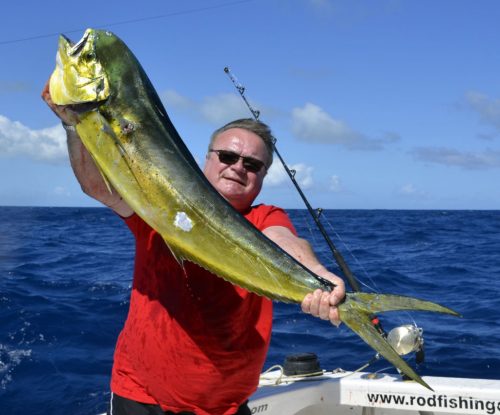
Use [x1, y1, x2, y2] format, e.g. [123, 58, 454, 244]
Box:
[209, 118, 274, 167]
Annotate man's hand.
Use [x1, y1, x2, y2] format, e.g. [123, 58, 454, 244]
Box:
[301, 265, 345, 327]
[263, 226, 346, 327]
[41, 79, 79, 126]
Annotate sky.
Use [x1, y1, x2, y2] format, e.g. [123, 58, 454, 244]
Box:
[0, 0, 499, 209]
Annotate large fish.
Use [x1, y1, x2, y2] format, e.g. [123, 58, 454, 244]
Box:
[49, 29, 459, 390]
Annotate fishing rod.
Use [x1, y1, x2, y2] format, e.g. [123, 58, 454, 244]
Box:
[223, 68, 433, 366]
[224, 67, 436, 379]
[224, 66, 362, 293]
[223, 67, 402, 347]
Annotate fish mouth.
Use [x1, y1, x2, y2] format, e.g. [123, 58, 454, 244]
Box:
[60, 30, 92, 56]
[64, 100, 107, 114]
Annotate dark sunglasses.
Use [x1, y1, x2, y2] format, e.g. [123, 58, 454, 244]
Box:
[208, 149, 266, 173]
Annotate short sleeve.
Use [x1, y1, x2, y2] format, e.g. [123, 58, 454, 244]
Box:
[245, 204, 297, 235]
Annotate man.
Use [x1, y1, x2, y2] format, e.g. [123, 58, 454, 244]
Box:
[42, 82, 345, 415]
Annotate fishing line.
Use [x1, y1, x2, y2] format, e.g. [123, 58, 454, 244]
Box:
[321, 213, 419, 328]
[291, 209, 347, 282]
[321, 215, 379, 293]
[294, 209, 324, 258]
[0, 0, 257, 46]
[312, 212, 424, 330]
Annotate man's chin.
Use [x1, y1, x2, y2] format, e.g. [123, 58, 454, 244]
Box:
[221, 192, 254, 210]
[216, 181, 259, 210]
[218, 180, 246, 196]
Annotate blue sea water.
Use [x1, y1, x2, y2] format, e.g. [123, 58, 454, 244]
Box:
[0, 207, 499, 415]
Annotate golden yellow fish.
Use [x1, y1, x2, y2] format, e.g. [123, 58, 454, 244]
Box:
[49, 28, 459, 390]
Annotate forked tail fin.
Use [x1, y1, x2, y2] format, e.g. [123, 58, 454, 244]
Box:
[339, 292, 460, 391]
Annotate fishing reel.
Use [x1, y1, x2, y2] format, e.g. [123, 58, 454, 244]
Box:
[360, 321, 425, 379]
[387, 324, 425, 362]
[386, 324, 425, 379]
[363, 323, 425, 381]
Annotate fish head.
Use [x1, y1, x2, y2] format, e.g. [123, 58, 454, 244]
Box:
[49, 28, 110, 106]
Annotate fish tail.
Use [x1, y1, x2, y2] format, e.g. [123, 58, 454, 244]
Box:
[339, 292, 460, 390]
[347, 292, 461, 317]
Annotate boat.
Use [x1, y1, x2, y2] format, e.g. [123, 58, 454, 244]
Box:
[96, 318, 499, 415]
[247, 323, 499, 415]
[99, 351, 500, 415]
[248, 355, 500, 415]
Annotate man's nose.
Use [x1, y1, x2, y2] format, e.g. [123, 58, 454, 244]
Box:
[230, 158, 247, 173]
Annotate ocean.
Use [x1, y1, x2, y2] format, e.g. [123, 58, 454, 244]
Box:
[1, 207, 499, 415]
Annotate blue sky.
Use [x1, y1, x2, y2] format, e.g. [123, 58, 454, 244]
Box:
[1, 0, 499, 209]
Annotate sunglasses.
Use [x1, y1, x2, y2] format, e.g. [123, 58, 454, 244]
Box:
[208, 149, 266, 173]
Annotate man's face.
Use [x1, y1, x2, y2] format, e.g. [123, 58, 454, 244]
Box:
[203, 128, 268, 212]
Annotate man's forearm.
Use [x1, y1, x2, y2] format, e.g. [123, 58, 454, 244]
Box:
[65, 129, 130, 214]
[263, 225, 325, 270]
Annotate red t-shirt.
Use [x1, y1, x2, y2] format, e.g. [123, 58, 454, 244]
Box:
[111, 204, 296, 415]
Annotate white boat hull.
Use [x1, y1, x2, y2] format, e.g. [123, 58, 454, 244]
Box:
[249, 369, 500, 415]
[97, 369, 500, 414]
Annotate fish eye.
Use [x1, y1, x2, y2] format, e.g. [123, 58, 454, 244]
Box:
[81, 51, 96, 62]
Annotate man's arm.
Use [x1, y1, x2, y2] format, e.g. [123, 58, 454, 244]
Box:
[263, 225, 346, 327]
[65, 129, 133, 217]
[41, 80, 133, 217]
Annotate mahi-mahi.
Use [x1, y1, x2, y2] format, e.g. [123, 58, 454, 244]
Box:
[48, 28, 459, 390]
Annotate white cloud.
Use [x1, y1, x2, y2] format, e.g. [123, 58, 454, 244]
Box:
[199, 94, 250, 125]
[52, 186, 71, 197]
[162, 91, 397, 153]
[411, 146, 500, 170]
[0, 115, 67, 163]
[161, 91, 395, 154]
[477, 132, 499, 141]
[379, 131, 402, 143]
[163, 89, 194, 111]
[0, 81, 31, 94]
[161, 89, 252, 125]
[397, 183, 429, 199]
[329, 175, 343, 192]
[399, 183, 418, 195]
[291, 103, 386, 150]
[291, 163, 314, 189]
[264, 162, 288, 186]
[465, 91, 500, 131]
[265, 161, 314, 189]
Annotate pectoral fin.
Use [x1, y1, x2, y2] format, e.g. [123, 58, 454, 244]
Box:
[162, 238, 186, 267]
